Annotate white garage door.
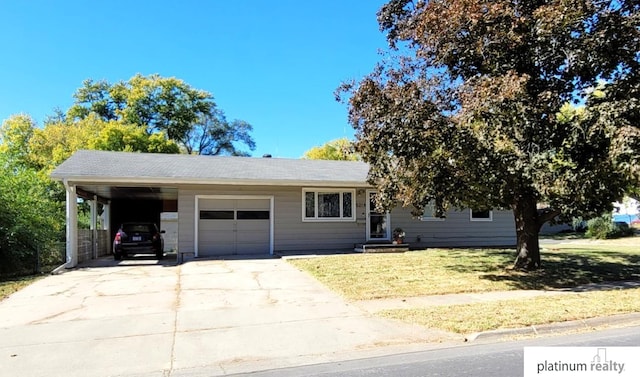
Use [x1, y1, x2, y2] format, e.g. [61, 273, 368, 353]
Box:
[198, 198, 271, 257]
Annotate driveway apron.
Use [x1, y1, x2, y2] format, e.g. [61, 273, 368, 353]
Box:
[0, 257, 442, 377]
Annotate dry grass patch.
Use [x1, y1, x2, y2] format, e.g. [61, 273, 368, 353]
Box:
[379, 288, 640, 334]
[0, 275, 42, 301]
[288, 237, 640, 300]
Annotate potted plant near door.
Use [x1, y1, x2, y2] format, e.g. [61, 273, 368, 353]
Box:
[392, 227, 405, 244]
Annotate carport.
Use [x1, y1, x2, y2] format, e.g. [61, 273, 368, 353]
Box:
[50, 150, 285, 267]
[53, 178, 178, 268]
[63, 179, 178, 268]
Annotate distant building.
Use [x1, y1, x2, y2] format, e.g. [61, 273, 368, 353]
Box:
[613, 198, 640, 224]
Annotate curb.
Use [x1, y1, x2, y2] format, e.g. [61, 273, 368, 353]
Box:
[465, 312, 640, 342]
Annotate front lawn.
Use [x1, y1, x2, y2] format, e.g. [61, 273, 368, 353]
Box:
[288, 237, 640, 300]
[289, 237, 640, 334]
[379, 288, 640, 334]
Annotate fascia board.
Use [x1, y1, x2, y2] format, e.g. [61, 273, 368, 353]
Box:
[55, 175, 372, 188]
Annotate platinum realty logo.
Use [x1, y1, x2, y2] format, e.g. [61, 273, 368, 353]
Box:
[524, 347, 638, 376]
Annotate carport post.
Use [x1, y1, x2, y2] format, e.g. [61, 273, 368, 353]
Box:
[91, 195, 97, 259]
[64, 180, 78, 268]
[104, 200, 111, 252]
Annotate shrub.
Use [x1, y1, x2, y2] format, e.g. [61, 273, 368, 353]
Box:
[586, 213, 634, 239]
[0, 156, 64, 277]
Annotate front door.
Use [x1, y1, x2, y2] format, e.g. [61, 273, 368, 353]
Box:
[366, 191, 390, 241]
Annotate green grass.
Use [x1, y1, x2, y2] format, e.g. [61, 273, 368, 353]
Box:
[288, 237, 640, 334]
[0, 275, 42, 301]
[379, 288, 640, 334]
[290, 249, 517, 300]
[289, 237, 640, 300]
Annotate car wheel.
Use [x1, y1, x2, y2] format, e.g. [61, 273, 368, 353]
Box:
[156, 252, 163, 260]
[114, 252, 122, 261]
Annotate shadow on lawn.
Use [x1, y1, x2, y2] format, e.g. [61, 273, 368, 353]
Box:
[451, 248, 640, 291]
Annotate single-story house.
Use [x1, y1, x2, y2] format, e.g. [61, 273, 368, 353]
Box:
[51, 150, 516, 267]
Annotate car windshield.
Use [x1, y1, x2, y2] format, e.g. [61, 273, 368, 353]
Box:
[122, 224, 154, 233]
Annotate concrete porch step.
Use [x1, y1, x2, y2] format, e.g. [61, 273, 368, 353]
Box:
[354, 243, 409, 253]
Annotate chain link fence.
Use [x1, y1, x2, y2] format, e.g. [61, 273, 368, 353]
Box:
[0, 242, 66, 280]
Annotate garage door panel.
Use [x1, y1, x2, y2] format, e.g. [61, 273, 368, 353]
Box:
[236, 227, 269, 243]
[200, 199, 235, 209]
[199, 242, 236, 255]
[199, 218, 235, 231]
[236, 243, 269, 255]
[198, 198, 271, 257]
[236, 199, 269, 210]
[237, 220, 270, 232]
[236, 219, 269, 254]
[198, 229, 235, 244]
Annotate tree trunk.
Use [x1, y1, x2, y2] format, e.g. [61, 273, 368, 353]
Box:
[512, 195, 542, 271]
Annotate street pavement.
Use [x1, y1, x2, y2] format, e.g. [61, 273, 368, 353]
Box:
[229, 325, 640, 377]
[1, 255, 638, 377]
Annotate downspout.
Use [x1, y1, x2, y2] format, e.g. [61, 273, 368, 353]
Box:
[91, 195, 97, 259]
[63, 179, 78, 268]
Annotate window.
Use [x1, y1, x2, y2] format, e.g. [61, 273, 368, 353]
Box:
[200, 210, 234, 220]
[421, 200, 445, 221]
[303, 189, 355, 221]
[237, 211, 270, 220]
[470, 209, 493, 221]
[200, 210, 270, 220]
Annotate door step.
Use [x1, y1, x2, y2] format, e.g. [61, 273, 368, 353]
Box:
[354, 243, 409, 253]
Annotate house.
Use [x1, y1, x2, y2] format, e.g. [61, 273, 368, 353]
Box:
[50, 150, 516, 267]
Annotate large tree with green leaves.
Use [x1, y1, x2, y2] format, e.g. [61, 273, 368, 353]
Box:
[339, 0, 640, 270]
[68, 74, 255, 156]
[0, 117, 65, 275]
[0, 114, 34, 168]
[0, 113, 179, 173]
[302, 137, 360, 160]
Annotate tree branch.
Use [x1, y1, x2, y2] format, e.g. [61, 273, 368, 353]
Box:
[537, 208, 562, 227]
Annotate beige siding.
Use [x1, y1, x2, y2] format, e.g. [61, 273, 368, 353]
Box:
[178, 185, 368, 254]
[178, 185, 516, 254]
[389, 207, 516, 247]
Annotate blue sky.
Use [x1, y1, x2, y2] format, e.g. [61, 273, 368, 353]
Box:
[0, 0, 388, 158]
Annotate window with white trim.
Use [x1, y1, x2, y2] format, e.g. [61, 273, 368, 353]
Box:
[421, 200, 445, 221]
[470, 209, 493, 221]
[303, 189, 355, 221]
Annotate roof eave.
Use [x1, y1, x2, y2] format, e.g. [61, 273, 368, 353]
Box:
[51, 175, 372, 188]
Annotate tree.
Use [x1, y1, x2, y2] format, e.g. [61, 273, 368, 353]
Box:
[0, 114, 36, 168]
[0, 144, 64, 276]
[302, 137, 360, 160]
[89, 122, 180, 155]
[27, 114, 179, 172]
[339, 0, 640, 270]
[68, 74, 255, 155]
[183, 110, 256, 156]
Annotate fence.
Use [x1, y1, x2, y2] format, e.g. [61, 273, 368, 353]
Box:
[77, 229, 110, 263]
[1, 230, 110, 279]
[0, 242, 66, 279]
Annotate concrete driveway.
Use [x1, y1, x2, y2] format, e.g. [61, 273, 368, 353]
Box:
[0, 256, 449, 377]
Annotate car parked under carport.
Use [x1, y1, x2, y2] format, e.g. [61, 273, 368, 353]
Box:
[113, 222, 165, 260]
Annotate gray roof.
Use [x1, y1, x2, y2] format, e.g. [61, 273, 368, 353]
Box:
[50, 150, 371, 187]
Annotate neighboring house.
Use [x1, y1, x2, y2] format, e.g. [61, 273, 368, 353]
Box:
[50, 150, 515, 267]
[613, 198, 640, 225]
